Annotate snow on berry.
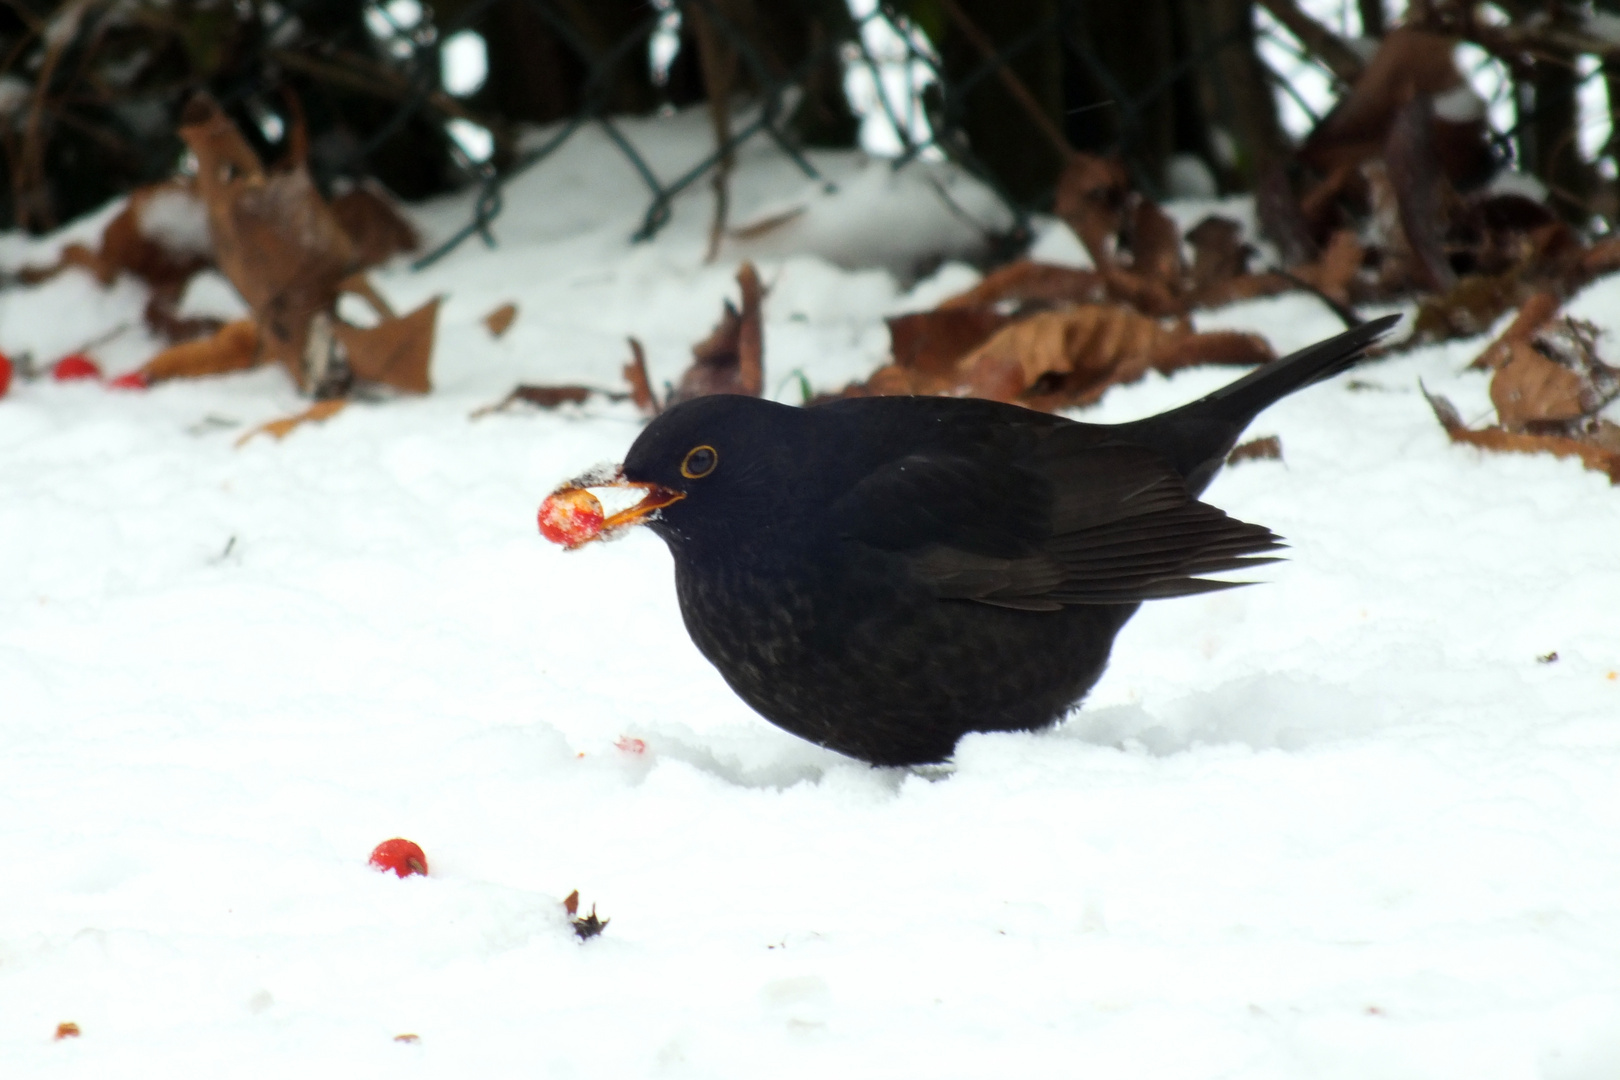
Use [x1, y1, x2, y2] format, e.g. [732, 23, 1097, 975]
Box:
[538, 487, 605, 547]
[368, 838, 428, 878]
[52, 354, 101, 381]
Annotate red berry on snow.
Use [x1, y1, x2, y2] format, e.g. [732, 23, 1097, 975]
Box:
[0, 351, 12, 398]
[368, 838, 428, 878]
[52, 354, 101, 381]
[538, 487, 605, 547]
[615, 735, 646, 754]
[108, 370, 148, 390]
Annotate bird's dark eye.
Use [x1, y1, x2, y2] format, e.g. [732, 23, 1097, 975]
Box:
[681, 444, 718, 479]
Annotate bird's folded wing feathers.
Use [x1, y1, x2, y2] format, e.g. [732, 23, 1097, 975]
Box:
[833, 439, 1283, 610]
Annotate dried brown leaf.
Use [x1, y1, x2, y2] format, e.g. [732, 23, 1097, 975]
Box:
[1491, 341, 1590, 428]
[1053, 153, 1129, 269]
[563, 889, 580, 917]
[1228, 435, 1283, 465]
[624, 337, 660, 414]
[1291, 229, 1364, 302]
[1384, 95, 1457, 294]
[1423, 385, 1620, 482]
[335, 296, 439, 394]
[937, 261, 1105, 311]
[1256, 163, 1318, 267]
[235, 399, 348, 447]
[1301, 29, 1464, 176]
[887, 307, 1014, 377]
[1471, 292, 1561, 370]
[1412, 273, 1527, 343]
[142, 320, 260, 383]
[54, 1023, 80, 1041]
[328, 182, 419, 269]
[953, 305, 1272, 406]
[482, 302, 518, 339]
[1130, 198, 1184, 286]
[182, 96, 356, 390]
[1185, 216, 1249, 293]
[470, 384, 596, 419]
[670, 262, 764, 403]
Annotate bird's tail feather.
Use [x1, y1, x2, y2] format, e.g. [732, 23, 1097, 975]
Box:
[1114, 314, 1401, 495]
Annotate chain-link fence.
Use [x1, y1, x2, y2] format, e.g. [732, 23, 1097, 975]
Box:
[4, 1, 1620, 257]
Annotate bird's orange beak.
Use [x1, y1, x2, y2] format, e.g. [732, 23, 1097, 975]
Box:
[538, 467, 685, 548]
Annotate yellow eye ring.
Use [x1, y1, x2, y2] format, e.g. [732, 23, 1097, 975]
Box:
[681, 445, 719, 479]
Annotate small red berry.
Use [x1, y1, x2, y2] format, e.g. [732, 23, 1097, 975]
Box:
[108, 370, 149, 390]
[538, 487, 606, 547]
[368, 838, 428, 878]
[52, 354, 101, 381]
[0, 351, 12, 398]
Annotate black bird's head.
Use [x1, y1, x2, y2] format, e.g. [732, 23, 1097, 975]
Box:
[539, 395, 815, 551]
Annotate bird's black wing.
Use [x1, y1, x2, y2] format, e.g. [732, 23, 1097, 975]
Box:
[831, 428, 1282, 611]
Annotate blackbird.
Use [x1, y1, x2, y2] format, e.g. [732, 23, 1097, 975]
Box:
[546, 316, 1398, 766]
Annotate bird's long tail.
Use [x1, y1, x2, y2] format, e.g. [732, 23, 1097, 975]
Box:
[1117, 314, 1401, 494]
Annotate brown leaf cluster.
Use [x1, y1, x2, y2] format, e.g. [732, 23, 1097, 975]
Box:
[1425, 297, 1620, 481]
[1046, 154, 1294, 317]
[1253, 29, 1620, 343]
[18, 104, 419, 366]
[855, 306, 1271, 409]
[669, 261, 764, 404]
[178, 94, 436, 397]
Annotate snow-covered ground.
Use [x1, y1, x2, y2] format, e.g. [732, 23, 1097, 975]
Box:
[3, 112, 1619, 1078]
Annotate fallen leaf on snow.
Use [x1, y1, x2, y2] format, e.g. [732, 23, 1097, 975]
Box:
[669, 262, 764, 404]
[483, 302, 518, 338]
[235, 400, 349, 447]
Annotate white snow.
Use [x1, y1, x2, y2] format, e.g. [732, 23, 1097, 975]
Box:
[3, 109, 1620, 1078]
[134, 187, 212, 258]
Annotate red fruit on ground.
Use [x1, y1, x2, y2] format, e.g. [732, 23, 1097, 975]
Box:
[0, 351, 11, 397]
[108, 370, 149, 390]
[52, 354, 101, 381]
[538, 487, 605, 547]
[368, 838, 428, 878]
[615, 735, 647, 754]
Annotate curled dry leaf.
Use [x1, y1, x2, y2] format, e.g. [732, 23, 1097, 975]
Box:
[1128, 198, 1184, 287]
[1491, 341, 1590, 427]
[623, 337, 660, 414]
[178, 94, 434, 397]
[1227, 435, 1283, 465]
[141, 320, 260, 383]
[235, 399, 348, 447]
[54, 1022, 81, 1040]
[1053, 153, 1129, 269]
[470, 385, 598, 419]
[937, 261, 1105, 311]
[1384, 95, 1457, 294]
[887, 308, 1014, 377]
[669, 262, 764, 404]
[1472, 291, 1561, 370]
[1301, 28, 1468, 177]
[327, 181, 419, 269]
[483, 302, 518, 339]
[1424, 385, 1620, 483]
[950, 305, 1272, 406]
